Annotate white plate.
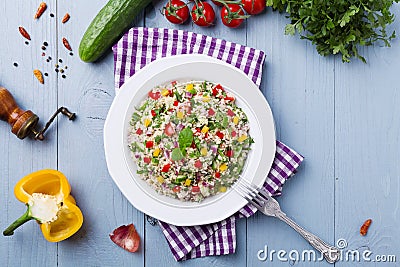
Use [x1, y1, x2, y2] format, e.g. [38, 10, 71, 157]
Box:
[104, 54, 276, 226]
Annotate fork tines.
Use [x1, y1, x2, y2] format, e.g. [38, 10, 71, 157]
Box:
[234, 178, 270, 210]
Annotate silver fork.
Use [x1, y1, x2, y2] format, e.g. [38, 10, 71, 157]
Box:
[235, 179, 340, 264]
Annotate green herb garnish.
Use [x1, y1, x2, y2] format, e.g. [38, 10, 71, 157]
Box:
[267, 0, 399, 63]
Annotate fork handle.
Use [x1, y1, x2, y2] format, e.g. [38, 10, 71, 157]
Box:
[275, 212, 340, 264]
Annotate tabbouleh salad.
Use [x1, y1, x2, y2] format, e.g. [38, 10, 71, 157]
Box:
[127, 81, 253, 202]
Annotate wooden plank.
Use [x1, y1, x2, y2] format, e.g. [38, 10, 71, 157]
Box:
[56, 0, 145, 266]
[0, 0, 58, 266]
[335, 5, 400, 266]
[143, 2, 248, 266]
[246, 9, 336, 266]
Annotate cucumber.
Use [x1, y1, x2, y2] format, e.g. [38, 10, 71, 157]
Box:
[79, 0, 152, 62]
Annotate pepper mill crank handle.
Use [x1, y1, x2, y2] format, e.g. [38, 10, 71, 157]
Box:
[0, 86, 76, 141]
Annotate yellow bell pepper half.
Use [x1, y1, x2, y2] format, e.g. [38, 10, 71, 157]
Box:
[3, 169, 83, 242]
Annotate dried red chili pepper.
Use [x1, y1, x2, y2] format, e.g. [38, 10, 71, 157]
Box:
[360, 219, 372, 236]
[33, 69, 44, 84]
[62, 13, 70, 23]
[34, 2, 47, 19]
[62, 37, 72, 51]
[18, 27, 31, 40]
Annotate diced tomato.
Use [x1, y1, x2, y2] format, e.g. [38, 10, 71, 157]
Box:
[212, 88, 219, 96]
[231, 131, 237, 137]
[143, 157, 151, 164]
[151, 110, 156, 117]
[227, 109, 235, 117]
[148, 91, 161, 100]
[161, 164, 171, 172]
[164, 123, 175, 136]
[204, 132, 209, 138]
[196, 127, 201, 133]
[194, 160, 203, 168]
[224, 96, 235, 102]
[173, 101, 179, 106]
[172, 186, 181, 193]
[191, 186, 200, 193]
[214, 172, 221, 178]
[208, 108, 215, 116]
[145, 141, 154, 148]
[216, 131, 224, 139]
[212, 84, 224, 96]
[226, 149, 234, 157]
[215, 84, 224, 91]
[168, 89, 174, 96]
[171, 81, 177, 86]
[136, 128, 143, 135]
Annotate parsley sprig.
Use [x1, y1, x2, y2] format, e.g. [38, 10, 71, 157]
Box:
[267, 0, 399, 63]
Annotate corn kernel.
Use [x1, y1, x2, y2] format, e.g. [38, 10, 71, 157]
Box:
[161, 89, 170, 96]
[153, 148, 161, 157]
[201, 126, 209, 134]
[144, 118, 151, 127]
[219, 186, 227, 193]
[184, 179, 191, 186]
[202, 96, 210, 102]
[157, 176, 165, 183]
[177, 111, 184, 119]
[200, 147, 208, 156]
[233, 116, 239, 125]
[186, 84, 194, 91]
[238, 135, 248, 142]
[219, 163, 228, 172]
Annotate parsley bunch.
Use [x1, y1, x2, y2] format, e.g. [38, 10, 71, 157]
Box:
[267, 0, 399, 62]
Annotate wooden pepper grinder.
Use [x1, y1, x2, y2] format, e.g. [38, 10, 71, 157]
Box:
[0, 87, 75, 141]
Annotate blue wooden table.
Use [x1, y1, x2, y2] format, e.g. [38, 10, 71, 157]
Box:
[1, 1, 399, 266]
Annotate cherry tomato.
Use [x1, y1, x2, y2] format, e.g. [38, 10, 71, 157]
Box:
[211, 0, 223, 6]
[221, 4, 246, 28]
[148, 91, 161, 100]
[241, 0, 265, 15]
[191, 2, 215, 27]
[164, 0, 190, 24]
[164, 123, 175, 136]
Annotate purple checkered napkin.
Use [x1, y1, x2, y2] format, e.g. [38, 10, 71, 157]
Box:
[113, 27, 304, 261]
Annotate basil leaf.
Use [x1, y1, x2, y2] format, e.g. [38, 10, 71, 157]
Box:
[171, 148, 184, 161]
[178, 127, 193, 149]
